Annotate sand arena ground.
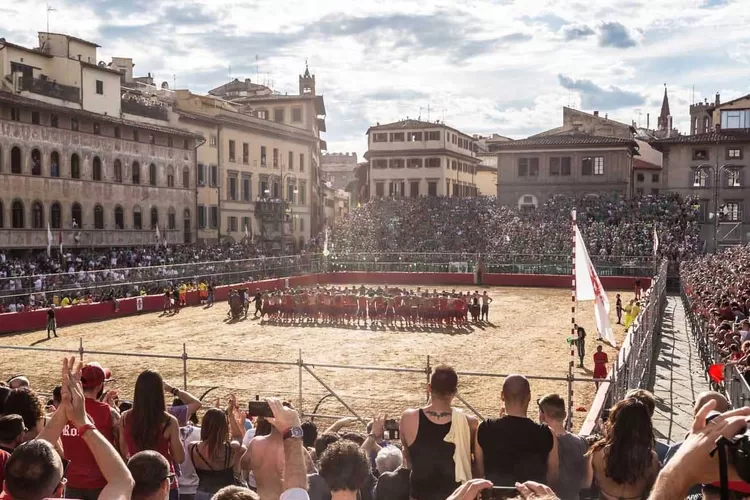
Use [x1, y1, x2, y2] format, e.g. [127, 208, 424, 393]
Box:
[0, 285, 630, 429]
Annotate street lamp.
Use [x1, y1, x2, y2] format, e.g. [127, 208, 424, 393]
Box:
[280, 173, 298, 255]
[693, 162, 738, 252]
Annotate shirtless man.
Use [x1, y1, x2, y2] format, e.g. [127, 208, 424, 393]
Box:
[481, 291, 493, 322]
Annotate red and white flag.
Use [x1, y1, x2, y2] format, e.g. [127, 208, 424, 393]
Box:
[575, 224, 616, 347]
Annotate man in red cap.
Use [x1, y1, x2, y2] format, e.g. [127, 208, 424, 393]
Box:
[61, 362, 120, 500]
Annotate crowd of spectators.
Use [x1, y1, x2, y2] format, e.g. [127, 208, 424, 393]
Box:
[331, 194, 702, 261]
[0, 360, 747, 500]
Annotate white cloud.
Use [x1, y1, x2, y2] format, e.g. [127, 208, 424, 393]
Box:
[2, 0, 749, 157]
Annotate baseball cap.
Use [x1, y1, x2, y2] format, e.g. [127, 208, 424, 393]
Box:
[81, 362, 111, 389]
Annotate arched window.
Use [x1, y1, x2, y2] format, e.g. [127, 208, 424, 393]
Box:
[182, 167, 190, 188]
[133, 206, 142, 229]
[94, 204, 104, 229]
[150, 207, 159, 229]
[32, 201, 44, 229]
[71, 202, 82, 227]
[50, 202, 62, 229]
[149, 163, 157, 186]
[183, 209, 191, 243]
[50, 151, 60, 177]
[168, 207, 176, 229]
[70, 153, 81, 179]
[114, 206, 124, 229]
[11, 147, 21, 174]
[114, 159, 122, 183]
[31, 149, 41, 176]
[11, 200, 24, 228]
[166, 165, 174, 187]
[132, 161, 140, 184]
[93, 156, 102, 181]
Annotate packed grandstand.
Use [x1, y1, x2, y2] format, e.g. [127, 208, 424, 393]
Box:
[0, 194, 702, 310]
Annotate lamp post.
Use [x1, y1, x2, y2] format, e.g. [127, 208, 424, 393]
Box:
[693, 161, 737, 253]
[280, 172, 298, 255]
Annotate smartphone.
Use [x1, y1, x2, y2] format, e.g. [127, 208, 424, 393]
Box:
[480, 487, 519, 499]
[384, 419, 400, 440]
[248, 401, 274, 418]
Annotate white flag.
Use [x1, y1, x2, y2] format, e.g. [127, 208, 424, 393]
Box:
[653, 226, 659, 256]
[155, 225, 161, 248]
[575, 225, 617, 347]
[245, 223, 250, 239]
[47, 222, 53, 257]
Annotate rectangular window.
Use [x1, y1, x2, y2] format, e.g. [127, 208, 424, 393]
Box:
[261, 146, 267, 167]
[373, 159, 388, 169]
[149, 133, 156, 145]
[93, 123, 100, 135]
[209, 206, 218, 228]
[288, 151, 294, 171]
[257, 110, 268, 120]
[728, 170, 742, 187]
[426, 158, 441, 168]
[71, 117, 79, 131]
[408, 132, 423, 142]
[198, 205, 206, 229]
[168, 136, 173, 148]
[728, 148, 743, 159]
[723, 202, 742, 222]
[229, 140, 236, 162]
[391, 132, 405, 142]
[562, 157, 571, 176]
[637, 173, 645, 182]
[210, 135, 217, 147]
[428, 181, 438, 196]
[721, 110, 750, 130]
[518, 158, 528, 177]
[410, 181, 420, 198]
[242, 217, 250, 234]
[549, 157, 560, 176]
[183, 139, 189, 150]
[260, 179, 268, 198]
[375, 182, 385, 197]
[407, 158, 422, 168]
[373, 133, 388, 143]
[229, 216, 238, 232]
[652, 173, 660, 183]
[299, 181, 306, 205]
[31, 111, 40, 125]
[594, 157, 604, 175]
[299, 217, 305, 232]
[210, 165, 218, 187]
[198, 164, 206, 186]
[428, 131, 440, 141]
[287, 182, 296, 204]
[133, 210, 142, 229]
[694, 169, 708, 187]
[51, 114, 58, 128]
[451, 160, 457, 170]
[114, 126, 120, 138]
[274, 108, 285, 123]
[133, 129, 139, 141]
[243, 143, 249, 164]
[273, 148, 279, 168]
[228, 175, 237, 200]
[242, 176, 251, 201]
[693, 149, 709, 161]
[529, 158, 539, 177]
[96, 80, 103, 94]
[299, 154, 305, 172]
[292, 107, 302, 123]
[10, 108, 20, 121]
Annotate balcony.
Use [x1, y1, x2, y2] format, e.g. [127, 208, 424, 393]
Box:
[121, 98, 169, 121]
[20, 76, 80, 103]
[255, 199, 285, 218]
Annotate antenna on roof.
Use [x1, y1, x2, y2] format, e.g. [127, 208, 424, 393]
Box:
[46, 4, 56, 37]
[427, 102, 431, 122]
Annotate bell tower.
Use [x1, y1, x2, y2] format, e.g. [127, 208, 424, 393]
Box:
[299, 59, 315, 96]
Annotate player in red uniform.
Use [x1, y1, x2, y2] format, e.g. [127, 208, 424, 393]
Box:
[593, 345, 609, 388]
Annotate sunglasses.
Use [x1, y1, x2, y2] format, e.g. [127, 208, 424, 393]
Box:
[165, 473, 175, 485]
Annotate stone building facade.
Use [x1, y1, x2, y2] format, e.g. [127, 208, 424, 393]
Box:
[321, 152, 358, 191]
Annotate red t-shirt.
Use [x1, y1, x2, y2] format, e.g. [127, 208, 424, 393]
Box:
[0, 449, 10, 495]
[61, 398, 114, 489]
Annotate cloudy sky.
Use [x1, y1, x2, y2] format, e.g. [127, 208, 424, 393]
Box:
[2, 0, 749, 156]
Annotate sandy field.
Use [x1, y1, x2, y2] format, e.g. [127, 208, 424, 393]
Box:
[0, 286, 632, 430]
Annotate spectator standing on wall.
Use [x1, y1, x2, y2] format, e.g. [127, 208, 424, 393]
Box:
[62, 362, 120, 500]
[400, 365, 478, 500]
[537, 394, 588, 500]
[475, 375, 558, 488]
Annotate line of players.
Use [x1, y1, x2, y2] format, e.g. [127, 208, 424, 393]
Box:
[231, 285, 494, 327]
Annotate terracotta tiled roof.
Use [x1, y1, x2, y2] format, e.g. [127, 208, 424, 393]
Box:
[634, 158, 661, 170]
[650, 129, 750, 148]
[370, 119, 448, 131]
[491, 133, 636, 149]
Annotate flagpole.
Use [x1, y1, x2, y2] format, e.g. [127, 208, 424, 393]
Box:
[568, 208, 577, 431]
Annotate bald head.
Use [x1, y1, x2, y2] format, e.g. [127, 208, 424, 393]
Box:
[694, 391, 729, 414]
[502, 375, 531, 405]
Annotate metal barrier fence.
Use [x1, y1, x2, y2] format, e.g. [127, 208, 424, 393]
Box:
[1, 253, 657, 302]
[681, 283, 750, 408]
[0, 341, 604, 428]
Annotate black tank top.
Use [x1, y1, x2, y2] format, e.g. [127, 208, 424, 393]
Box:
[191, 443, 235, 494]
[408, 409, 459, 500]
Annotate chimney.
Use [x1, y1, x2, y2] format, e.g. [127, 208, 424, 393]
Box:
[669, 116, 673, 130]
[647, 113, 650, 129]
[715, 92, 721, 106]
[593, 110, 599, 117]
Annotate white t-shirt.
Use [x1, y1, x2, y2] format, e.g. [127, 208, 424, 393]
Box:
[178, 425, 202, 495]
